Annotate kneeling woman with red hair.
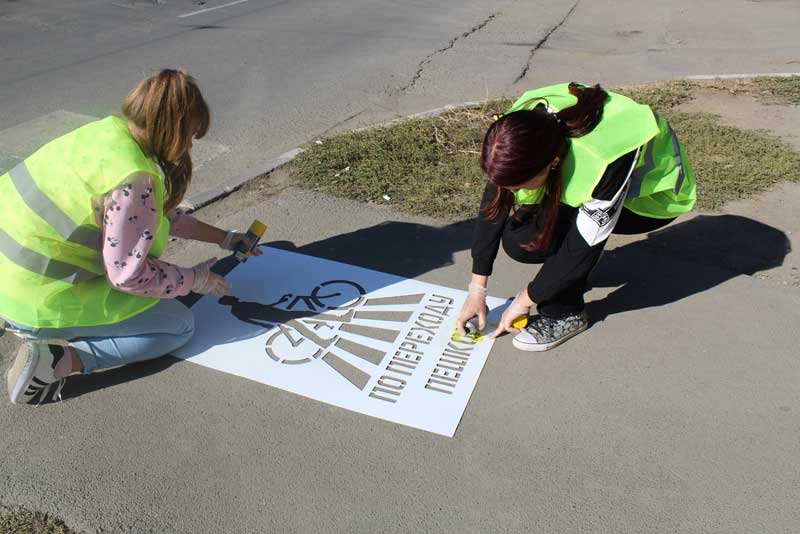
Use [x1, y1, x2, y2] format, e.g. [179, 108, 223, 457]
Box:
[457, 82, 696, 351]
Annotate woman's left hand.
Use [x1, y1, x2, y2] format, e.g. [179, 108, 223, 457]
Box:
[220, 231, 263, 256]
[488, 289, 532, 339]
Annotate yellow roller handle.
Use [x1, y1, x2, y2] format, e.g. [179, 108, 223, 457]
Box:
[249, 220, 267, 237]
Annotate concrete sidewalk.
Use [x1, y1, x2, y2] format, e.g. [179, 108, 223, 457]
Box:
[2, 184, 798, 533]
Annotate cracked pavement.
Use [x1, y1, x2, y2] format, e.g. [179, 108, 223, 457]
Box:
[396, 12, 499, 94]
[514, 1, 580, 84]
[1, 0, 797, 204]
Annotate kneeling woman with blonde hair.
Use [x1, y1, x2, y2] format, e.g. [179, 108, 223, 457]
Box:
[2, 69, 260, 404]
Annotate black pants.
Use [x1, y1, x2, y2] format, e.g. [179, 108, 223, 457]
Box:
[501, 205, 675, 316]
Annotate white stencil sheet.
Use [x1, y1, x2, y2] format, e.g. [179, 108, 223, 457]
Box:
[173, 248, 506, 437]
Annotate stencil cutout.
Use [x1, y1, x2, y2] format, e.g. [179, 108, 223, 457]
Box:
[173, 247, 506, 436]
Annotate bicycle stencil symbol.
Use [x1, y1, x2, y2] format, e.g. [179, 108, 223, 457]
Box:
[216, 279, 366, 365]
[263, 280, 366, 365]
[218, 279, 423, 390]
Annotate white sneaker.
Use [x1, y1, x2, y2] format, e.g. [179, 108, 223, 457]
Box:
[6, 342, 67, 404]
[512, 311, 589, 352]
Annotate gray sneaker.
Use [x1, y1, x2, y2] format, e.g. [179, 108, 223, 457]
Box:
[6, 342, 67, 404]
[512, 311, 589, 352]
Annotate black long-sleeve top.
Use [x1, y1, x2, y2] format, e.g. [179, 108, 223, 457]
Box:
[471, 150, 638, 303]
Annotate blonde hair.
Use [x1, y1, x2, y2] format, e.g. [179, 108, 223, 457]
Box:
[122, 69, 210, 212]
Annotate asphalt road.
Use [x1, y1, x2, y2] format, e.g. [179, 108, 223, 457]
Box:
[2, 2, 800, 532]
[1, 0, 798, 203]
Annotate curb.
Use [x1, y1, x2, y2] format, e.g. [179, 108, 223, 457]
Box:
[184, 73, 800, 211]
[685, 72, 800, 80]
[353, 100, 488, 132]
[183, 147, 302, 210]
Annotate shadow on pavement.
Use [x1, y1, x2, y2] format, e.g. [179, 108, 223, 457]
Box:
[267, 218, 477, 278]
[60, 355, 180, 401]
[59, 214, 789, 399]
[59, 219, 475, 400]
[587, 214, 791, 323]
[181, 218, 476, 305]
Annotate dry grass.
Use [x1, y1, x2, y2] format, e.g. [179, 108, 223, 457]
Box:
[289, 99, 511, 218]
[0, 507, 79, 534]
[288, 79, 800, 218]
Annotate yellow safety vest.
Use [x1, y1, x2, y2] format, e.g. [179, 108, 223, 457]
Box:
[0, 116, 171, 328]
[509, 83, 696, 218]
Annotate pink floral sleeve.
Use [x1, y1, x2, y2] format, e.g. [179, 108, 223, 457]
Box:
[166, 208, 198, 239]
[102, 174, 195, 298]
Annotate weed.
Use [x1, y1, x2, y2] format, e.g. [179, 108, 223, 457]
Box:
[288, 83, 800, 218]
[0, 508, 79, 534]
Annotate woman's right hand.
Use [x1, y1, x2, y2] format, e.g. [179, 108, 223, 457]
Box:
[456, 282, 488, 336]
[192, 258, 231, 297]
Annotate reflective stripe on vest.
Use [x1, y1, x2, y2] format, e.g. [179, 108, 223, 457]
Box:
[627, 112, 685, 200]
[668, 123, 686, 195]
[0, 116, 168, 328]
[627, 135, 654, 200]
[0, 228, 98, 284]
[8, 162, 101, 250]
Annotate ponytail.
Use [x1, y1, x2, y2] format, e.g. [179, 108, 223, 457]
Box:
[554, 82, 608, 138]
[123, 69, 210, 212]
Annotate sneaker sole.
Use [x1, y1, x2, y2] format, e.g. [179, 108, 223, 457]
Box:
[511, 323, 588, 352]
[6, 343, 38, 404]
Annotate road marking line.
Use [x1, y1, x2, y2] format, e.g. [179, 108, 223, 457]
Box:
[686, 72, 800, 80]
[178, 0, 252, 18]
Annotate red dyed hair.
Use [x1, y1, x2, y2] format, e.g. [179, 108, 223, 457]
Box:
[481, 83, 608, 251]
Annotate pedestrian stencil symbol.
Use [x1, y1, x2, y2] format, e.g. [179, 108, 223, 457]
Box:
[174, 248, 505, 436]
[219, 280, 429, 391]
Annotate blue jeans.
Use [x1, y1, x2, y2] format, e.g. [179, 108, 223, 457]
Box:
[4, 299, 195, 374]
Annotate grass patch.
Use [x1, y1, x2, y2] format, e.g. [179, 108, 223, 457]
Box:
[690, 76, 800, 106]
[288, 81, 800, 218]
[0, 508, 79, 534]
[616, 80, 695, 113]
[667, 112, 800, 210]
[618, 80, 800, 209]
[289, 100, 511, 218]
[753, 76, 800, 105]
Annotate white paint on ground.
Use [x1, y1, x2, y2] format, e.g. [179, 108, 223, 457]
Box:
[178, 0, 252, 18]
[173, 248, 507, 437]
[685, 72, 800, 80]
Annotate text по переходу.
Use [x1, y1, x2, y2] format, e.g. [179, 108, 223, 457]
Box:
[369, 294, 478, 402]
